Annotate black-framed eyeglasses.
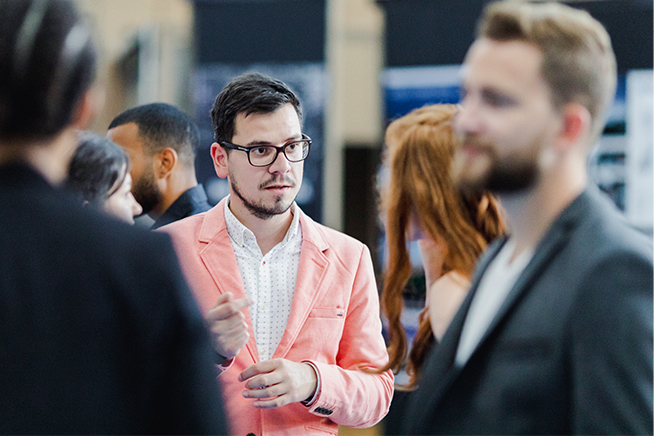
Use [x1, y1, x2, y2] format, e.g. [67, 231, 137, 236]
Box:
[221, 134, 312, 167]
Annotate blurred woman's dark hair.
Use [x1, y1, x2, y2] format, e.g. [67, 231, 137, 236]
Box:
[66, 132, 129, 208]
[0, 0, 97, 141]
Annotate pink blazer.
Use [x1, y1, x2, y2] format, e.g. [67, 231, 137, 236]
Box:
[161, 198, 393, 436]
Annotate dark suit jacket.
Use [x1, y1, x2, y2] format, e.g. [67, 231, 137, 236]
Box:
[151, 184, 212, 230]
[400, 187, 653, 435]
[0, 164, 227, 435]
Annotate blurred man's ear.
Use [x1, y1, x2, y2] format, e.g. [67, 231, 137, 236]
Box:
[554, 102, 592, 153]
[71, 85, 105, 131]
[156, 148, 178, 179]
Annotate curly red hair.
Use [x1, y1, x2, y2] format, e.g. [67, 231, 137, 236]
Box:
[377, 104, 506, 389]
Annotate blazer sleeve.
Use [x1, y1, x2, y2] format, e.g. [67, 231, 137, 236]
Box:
[570, 250, 653, 435]
[304, 244, 394, 428]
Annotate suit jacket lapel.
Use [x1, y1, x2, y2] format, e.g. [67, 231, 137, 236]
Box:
[441, 238, 507, 369]
[407, 191, 588, 431]
[198, 198, 259, 363]
[412, 239, 507, 407]
[404, 238, 507, 433]
[468, 195, 584, 361]
[273, 210, 331, 359]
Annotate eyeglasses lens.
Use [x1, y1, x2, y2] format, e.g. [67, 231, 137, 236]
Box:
[250, 141, 309, 166]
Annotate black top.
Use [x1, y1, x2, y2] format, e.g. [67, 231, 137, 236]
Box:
[0, 163, 227, 434]
[152, 184, 212, 230]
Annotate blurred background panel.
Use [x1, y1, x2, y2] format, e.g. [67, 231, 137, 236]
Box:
[192, 0, 327, 222]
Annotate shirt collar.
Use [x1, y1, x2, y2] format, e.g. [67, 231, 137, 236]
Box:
[224, 195, 301, 248]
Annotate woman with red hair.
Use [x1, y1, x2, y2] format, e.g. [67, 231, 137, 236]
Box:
[378, 104, 506, 391]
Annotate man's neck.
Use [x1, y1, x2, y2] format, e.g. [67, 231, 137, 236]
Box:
[229, 199, 294, 256]
[149, 169, 199, 220]
[500, 165, 586, 262]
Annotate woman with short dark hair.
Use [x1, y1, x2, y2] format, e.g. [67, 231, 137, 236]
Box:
[66, 131, 142, 223]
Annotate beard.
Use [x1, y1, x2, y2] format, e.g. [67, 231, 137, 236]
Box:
[230, 173, 297, 220]
[131, 165, 162, 215]
[454, 135, 539, 194]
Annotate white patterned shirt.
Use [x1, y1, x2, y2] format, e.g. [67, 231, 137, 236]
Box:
[224, 196, 302, 362]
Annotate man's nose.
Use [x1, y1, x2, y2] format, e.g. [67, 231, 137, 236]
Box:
[268, 148, 292, 173]
[455, 96, 482, 135]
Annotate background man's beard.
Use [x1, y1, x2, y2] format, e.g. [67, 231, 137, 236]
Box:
[132, 173, 162, 215]
[457, 157, 538, 194]
[231, 180, 295, 220]
[485, 160, 538, 193]
[455, 137, 539, 195]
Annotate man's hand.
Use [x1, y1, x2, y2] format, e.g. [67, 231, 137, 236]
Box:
[238, 359, 318, 409]
[206, 292, 251, 360]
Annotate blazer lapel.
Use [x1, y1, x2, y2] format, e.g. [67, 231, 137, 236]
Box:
[273, 210, 331, 359]
[406, 192, 588, 432]
[459, 191, 588, 368]
[440, 238, 507, 370]
[469, 198, 584, 361]
[198, 198, 259, 363]
[410, 239, 507, 412]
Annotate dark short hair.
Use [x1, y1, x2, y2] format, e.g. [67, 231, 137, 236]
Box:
[0, 0, 97, 141]
[66, 132, 129, 208]
[108, 103, 200, 166]
[210, 72, 302, 145]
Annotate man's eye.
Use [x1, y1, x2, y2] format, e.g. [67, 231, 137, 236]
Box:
[286, 143, 298, 152]
[252, 147, 272, 156]
[482, 90, 515, 108]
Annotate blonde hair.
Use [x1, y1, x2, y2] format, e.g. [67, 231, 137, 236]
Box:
[377, 104, 506, 389]
[479, 0, 617, 143]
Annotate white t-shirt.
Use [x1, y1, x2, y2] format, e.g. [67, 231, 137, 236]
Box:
[456, 238, 533, 365]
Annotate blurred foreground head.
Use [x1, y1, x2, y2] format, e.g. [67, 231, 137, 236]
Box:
[476, 0, 616, 145]
[0, 0, 97, 141]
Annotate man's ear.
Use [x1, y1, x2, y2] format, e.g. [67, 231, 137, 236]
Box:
[70, 85, 104, 131]
[210, 142, 229, 179]
[554, 102, 592, 153]
[154, 147, 177, 179]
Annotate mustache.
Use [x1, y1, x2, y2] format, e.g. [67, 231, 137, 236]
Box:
[259, 176, 296, 189]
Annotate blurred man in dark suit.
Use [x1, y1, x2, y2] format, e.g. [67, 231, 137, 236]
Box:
[400, 1, 653, 434]
[108, 103, 212, 229]
[0, 0, 227, 433]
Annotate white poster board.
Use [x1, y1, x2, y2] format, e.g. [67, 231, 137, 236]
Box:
[625, 69, 653, 232]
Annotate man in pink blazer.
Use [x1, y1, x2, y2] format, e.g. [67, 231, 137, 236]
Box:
[161, 72, 393, 436]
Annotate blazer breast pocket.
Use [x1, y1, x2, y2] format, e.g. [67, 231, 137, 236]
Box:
[300, 307, 346, 361]
[308, 307, 346, 319]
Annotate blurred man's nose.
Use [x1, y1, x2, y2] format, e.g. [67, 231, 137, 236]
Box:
[455, 96, 481, 135]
